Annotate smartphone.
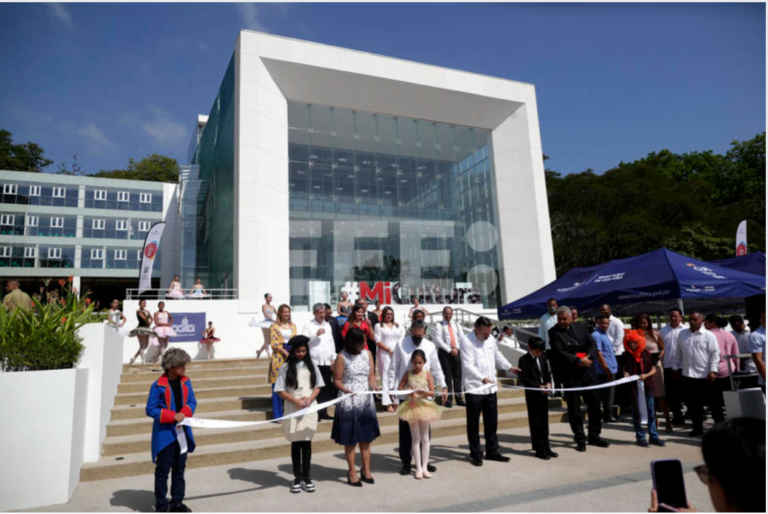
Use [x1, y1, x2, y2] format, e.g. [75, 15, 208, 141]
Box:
[651, 459, 688, 511]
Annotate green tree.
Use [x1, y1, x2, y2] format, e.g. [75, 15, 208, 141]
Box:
[0, 128, 53, 172]
[94, 153, 179, 183]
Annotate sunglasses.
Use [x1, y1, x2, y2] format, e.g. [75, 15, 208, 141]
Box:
[694, 464, 710, 485]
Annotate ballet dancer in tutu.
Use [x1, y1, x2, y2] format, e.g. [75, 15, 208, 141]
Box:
[200, 321, 221, 360]
[397, 349, 442, 480]
[151, 302, 178, 362]
[166, 275, 185, 300]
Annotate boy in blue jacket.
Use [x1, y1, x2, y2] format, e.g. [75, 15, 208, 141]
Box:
[146, 348, 197, 512]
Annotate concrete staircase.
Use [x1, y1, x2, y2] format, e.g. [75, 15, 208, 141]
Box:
[82, 358, 568, 482]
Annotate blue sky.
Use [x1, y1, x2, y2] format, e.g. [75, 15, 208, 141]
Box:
[0, 2, 764, 175]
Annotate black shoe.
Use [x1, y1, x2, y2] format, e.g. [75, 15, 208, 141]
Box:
[588, 437, 610, 448]
[547, 450, 559, 458]
[637, 439, 650, 448]
[347, 477, 363, 487]
[469, 457, 483, 467]
[535, 452, 551, 460]
[291, 478, 303, 494]
[426, 464, 437, 473]
[170, 504, 192, 513]
[360, 468, 374, 484]
[486, 453, 511, 463]
[155, 505, 170, 513]
[456, 398, 467, 407]
[576, 442, 587, 452]
[649, 439, 666, 447]
[399, 465, 411, 476]
[689, 431, 703, 437]
[445, 402, 453, 408]
[302, 479, 315, 493]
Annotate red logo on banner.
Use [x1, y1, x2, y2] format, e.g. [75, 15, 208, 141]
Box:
[736, 243, 747, 256]
[144, 242, 158, 259]
[359, 282, 392, 304]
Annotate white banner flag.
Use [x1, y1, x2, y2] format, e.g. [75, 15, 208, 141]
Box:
[138, 222, 166, 294]
[736, 220, 747, 256]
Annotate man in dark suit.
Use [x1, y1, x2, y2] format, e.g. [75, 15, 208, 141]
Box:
[518, 337, 558, 460]
[548, 306, 610, 452]
[324, 303, 344, 354]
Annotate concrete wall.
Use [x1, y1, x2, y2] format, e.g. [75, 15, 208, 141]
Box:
[0, 367, 89, 511]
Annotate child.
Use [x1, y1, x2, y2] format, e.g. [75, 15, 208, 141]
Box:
[396, 349, 442, 480]
[518, 337, 557, 460]
[145, 348, 197, 513]
[200, 321, 220, 360]
[274, 335, 324, 494]
[622, 330, 666, 448]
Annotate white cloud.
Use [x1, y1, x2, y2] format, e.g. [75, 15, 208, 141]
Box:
[49, 3, 75, 31]
[78, 124, 118, 153]
[237, 3, 270, 32]
[142, 106, 187, 147]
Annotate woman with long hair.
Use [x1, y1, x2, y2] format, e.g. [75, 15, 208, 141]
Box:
[632, 313, 672, 433]
[342, 304, 376, 351]
[268, 304, 297, 420]
[128, 299, 156, 365]
[375, 306, 404, 412]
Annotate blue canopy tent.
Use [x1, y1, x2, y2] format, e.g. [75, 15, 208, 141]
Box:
[499, 248, 766, 320]
[709, 252, 766, 277]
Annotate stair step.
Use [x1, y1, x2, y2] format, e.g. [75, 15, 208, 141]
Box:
[122, 358, 269, 373]
[119, 366, 268, 383]
[114, 384, 274, 406]
[81, 409, 569, 482]
[118, 375, 269, 394]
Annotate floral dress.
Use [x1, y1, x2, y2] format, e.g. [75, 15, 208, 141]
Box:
[331, 350, 381, 445]
[268, 323, 297, 384]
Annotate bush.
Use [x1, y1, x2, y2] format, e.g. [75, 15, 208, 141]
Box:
[0, 287, 105, 372]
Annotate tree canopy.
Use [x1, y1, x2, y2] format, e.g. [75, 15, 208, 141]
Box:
[0, 129, 53, 172]
[92, 153, 179, 183]
[545, 132, 766, 275]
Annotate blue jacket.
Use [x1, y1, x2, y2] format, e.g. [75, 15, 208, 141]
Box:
[146, 375, 197, 462]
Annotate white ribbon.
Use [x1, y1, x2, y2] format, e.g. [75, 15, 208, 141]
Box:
[501, 374, 640, 393]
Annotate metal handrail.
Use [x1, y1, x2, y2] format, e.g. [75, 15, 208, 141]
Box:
[724, 353, 760, 391]
[125, 288, 238, 300]
[418, 307, 533, 351]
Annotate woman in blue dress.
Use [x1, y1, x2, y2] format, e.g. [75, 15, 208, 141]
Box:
[331, 327, 380, 487]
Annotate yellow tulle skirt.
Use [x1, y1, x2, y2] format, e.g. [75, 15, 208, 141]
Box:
[397, 397, 442, 423]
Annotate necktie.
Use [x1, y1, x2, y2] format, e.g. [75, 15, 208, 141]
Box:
[448, 323, 456, 349]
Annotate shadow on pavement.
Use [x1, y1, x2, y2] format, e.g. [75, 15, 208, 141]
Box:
[110, 490, 155, 512]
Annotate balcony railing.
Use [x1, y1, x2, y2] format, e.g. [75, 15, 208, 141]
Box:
[125, 288, 238, 301]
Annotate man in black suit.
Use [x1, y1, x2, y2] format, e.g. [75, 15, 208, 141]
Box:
[518, 337, 558, 460]
[324, 303, 344, 354]
[548, 306, 610, 452]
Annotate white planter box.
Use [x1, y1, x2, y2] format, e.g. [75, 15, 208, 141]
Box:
[0, 367, 89, 511]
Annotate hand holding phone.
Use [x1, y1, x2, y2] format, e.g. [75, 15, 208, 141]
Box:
[650, 459, 688, 511]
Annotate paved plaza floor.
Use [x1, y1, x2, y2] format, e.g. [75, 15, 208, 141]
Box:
[27, 422, 712, 512]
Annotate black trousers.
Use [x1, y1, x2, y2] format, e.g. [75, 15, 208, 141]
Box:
[684, 376, 712, 433]
[708, 377, 729, 423]
[438, 349, 463, 403]
[545, 350, 562, 391]
[465, 392, 500, 460]
[597, 374, 615, 420]
[563, 387, 602, 444]
[154, 441, 187, 509]
[398, 419, 431, 467]
[291, 441, 312, 480]
[525, 391, 550, 454]
[664, 368, 684, 421]
[368, 341, 377, 371]
[317, 365, 335, 418]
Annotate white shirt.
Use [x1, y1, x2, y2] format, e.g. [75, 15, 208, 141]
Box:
[660, 323, 688, 370]
[374, 322, 405, 352]
[674, 327, 720, 379]
[608, 315, 626, 356]
[538, 312, 557, 349]
[387, 336, 447, 391]
[731, 327, 756, 374]
[301, 318, 336, 367]
[460, 331, 512, 395]
[433, 319, 466, 353]
[749, 326, 766, 385]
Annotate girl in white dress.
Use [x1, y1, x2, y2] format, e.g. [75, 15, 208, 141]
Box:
[375, 306, 405, 412]
[151, 302, 177, 362]
[106, 299, 129, 336]
[166, 275, 185, 299]
[189, 278, 209, 299]
[253, 293, 276, 359]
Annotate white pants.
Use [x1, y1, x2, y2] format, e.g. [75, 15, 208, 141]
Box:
[378, 349, 398, 406]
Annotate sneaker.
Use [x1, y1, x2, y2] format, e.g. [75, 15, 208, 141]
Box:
[650, 439, 666, 447]
[637, 439, 650, 448]
[302, 479, 316, 493]
[587, 437, 610, 448]
[291, 478, 302, 494]
[155, 505, 170, 513]
[170, 504, 192, 513]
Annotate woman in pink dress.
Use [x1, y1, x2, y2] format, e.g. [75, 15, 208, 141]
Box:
[166, 275, 185, 299]
[152, 301, 177, 361]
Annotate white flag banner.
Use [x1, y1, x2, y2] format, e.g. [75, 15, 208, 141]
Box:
[736, 220, 747, 256]
[138, 222, 166, 294]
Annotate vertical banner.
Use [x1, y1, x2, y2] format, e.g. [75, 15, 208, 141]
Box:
[139, 222, 166, 294]
[736, 220, 747, 256]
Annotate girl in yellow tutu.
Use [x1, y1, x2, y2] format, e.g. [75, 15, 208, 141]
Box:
[396, 350, 442, 479]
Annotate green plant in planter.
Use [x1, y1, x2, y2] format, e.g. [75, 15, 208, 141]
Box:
[0, 287, 106, 372]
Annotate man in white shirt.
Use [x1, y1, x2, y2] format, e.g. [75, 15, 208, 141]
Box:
[387, 321, 448, 476]
[672, 311, 720, 437]
[461, 316, 521, 467]
[599, 304, 626, 357]
[540, 298, 561, 395]
[729, 314, 756, 389]
[749, 310, 766, 391]
[433, 306, 467, 407]
[660, 308, 687, 426]
[301, 303, 337, 420]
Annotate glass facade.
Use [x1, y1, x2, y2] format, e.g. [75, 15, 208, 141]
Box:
[0, 182, 78, 207]
[84, 186, 163, 212]
[82, 216, 154, 240]
[287, 102, 503, 309]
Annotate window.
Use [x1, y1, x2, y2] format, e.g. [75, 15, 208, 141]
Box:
[48, 247, 62, 259]
[94, 190, 107, 201]
[140, 192, 152, 203]
[138, 221, 151, 232]
[136, 249, 143, 261]
[115, 249, 127, 260]
[117, 191, 130, 202]
[29, 185, 41, 196]
[3, 184, 18, 195]
[91, 249, 104, 260]
[0, 247, 11, 258]
[92, 219, 105, 230]
[116, 220, 128, 231]
[50, 217, 64, 228]
[24, 247, 36, 258]
[53, 187, 66, 198]
[0, 214, 14, 226]
[26, 215, 38, 227]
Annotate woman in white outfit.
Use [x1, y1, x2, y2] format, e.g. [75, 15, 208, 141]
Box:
[151, 301, 177, 362]
[375, 306, 405, 412]
[250, 293, 277, 359]
[189, 278, 209, 299]
[166, 275, 185, 299]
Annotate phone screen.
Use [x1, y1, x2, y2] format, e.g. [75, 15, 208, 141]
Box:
[652, 459, 688, 509]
